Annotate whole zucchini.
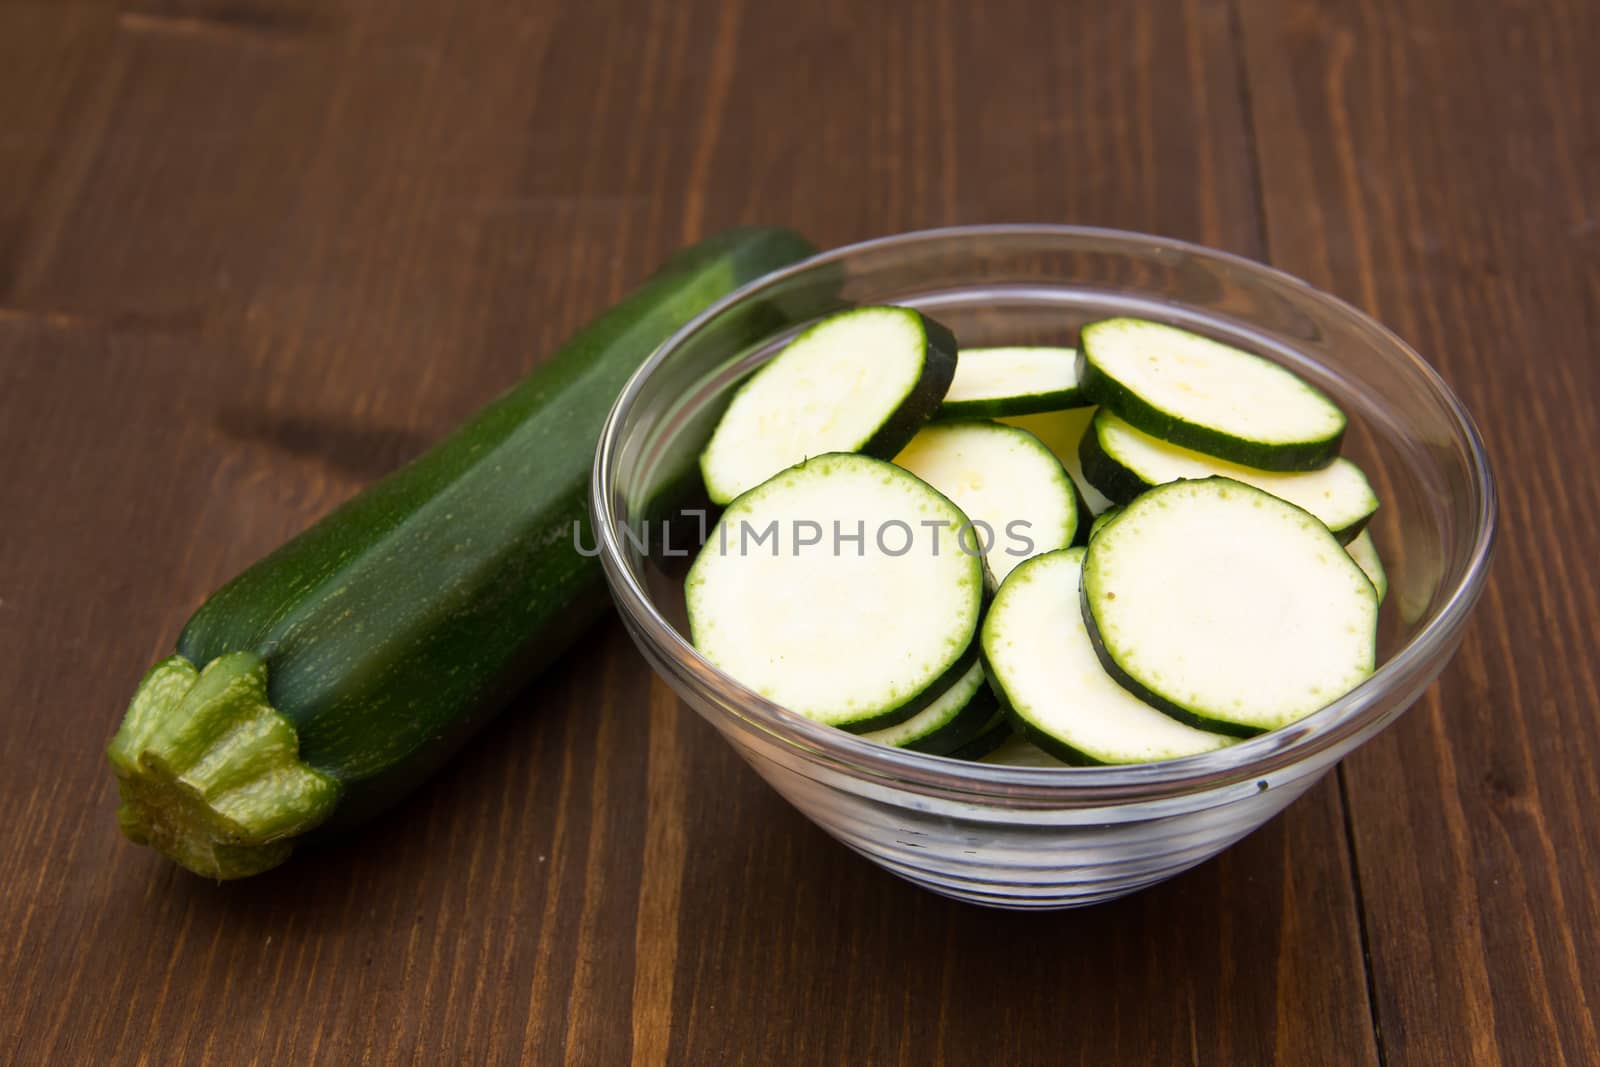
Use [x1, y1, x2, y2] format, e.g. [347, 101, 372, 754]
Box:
[107, 227, 815, 878]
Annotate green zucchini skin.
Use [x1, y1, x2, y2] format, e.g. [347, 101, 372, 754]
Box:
[1076, 423, 1151, 505]
[1076, 334, 1346, 473]
[859, 313, 960, 460]
[1087, 506, 1123, 541]
[1077, 409, 1377, 544]
[834, 641, 985, 736]
[942, 709, 1013, 761]
[1079, 353, 1339, 471]
[977, 598, 1108, 766]
[114, 227, 815, 871]
[191, 229, 810, 823]
[1075, 478, 1375, 737]
[1068, 481, 1094, 547]
[934, 346, 1087, 420]
[700, 307, 960, 505]
[903, 680, 1000, 755]
[937, 394, 1079, 420]
[1001, 708, 1108, 767]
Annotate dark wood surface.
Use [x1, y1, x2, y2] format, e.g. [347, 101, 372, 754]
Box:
[1, 0, 1594, 1062]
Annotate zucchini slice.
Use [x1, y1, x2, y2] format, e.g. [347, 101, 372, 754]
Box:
[978, 734, 1071, 767]
[895, 420, 1079, 585]
[1347, 529, 1388, 602]
[999, 407, 1114, 515]
[861, 658, 999, 755]
[943, 708, 1013, 761]
[686, 453, 985, 731]
[1079, 409, 1378, 543]
[1087, 505, 1123, 540]
[937, 346, 1086, 418]
[700, 306, 958, 505]
[982, 549, 1235, 765]
[1082, 478, 1379, 735]
[1080, 318, 1347, 471]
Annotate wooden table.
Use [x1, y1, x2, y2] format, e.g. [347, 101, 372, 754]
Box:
[3, 0, 1596, 1062]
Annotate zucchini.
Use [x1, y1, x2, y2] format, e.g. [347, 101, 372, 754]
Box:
[106, 226, 816, 878]
[1079, 318, 1347, 471]
[942, 708, 1012, 761]
[1079, 409, 1378, 543]
[1081, 477, 1378, 735]
[981, 549, 1234, 765]
[700, 306, 958, 505]
[894, 420, 1079, 585]
[860, 659, 999, 755]
[1347, 529, 1388, 602]
[978, 734, 1070, 768]
[1087, 505, 1123, 540]
[686, 453, 985, 732]
[998, 407, 1114, 515]
[936, 346, 1086, 418]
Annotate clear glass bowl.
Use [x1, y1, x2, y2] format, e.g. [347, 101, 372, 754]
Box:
[591, 226, 1496, 909]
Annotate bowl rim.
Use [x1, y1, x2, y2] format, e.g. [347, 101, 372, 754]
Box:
[591, 223, 1498, 803]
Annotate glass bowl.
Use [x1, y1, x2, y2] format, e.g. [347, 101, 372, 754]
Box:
[591, 225, 1496, 909]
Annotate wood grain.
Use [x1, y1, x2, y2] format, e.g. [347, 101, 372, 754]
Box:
[0, 0, 1584, 1062]
[1238, 0, 1600, 1062]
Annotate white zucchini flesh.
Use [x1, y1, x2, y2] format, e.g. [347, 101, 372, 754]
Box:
[700, 306, 956, 505]
[982, 549, 1236, 764]
[1083, 478, 1379, 734]
[1083, 410, 1378, 542]
[937, 346, 1085, 417]
[999, 407, 1114, 515]
[686, 453, 984, 729]
[1347, 529, 1388, 602]
[895, 421, 1079, 585]
[1080, 318, 1347, 470]
[861, 659, 987, 749]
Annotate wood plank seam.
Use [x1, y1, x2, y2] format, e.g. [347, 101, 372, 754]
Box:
[1338, 766, 1391, 1067]
[117, 9, 322, 47]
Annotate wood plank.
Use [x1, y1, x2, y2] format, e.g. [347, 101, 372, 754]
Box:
[1237, 0, 1600, 1062]
[0, 0, 1380, 1062]
[0, 1, 122, 301]
[660, 771, 1372, 1065]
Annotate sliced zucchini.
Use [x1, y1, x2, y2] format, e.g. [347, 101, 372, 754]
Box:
[909, 687, 1002, 755]
[1079, 410, 1378, 543]
[942, 708, 1012, 761]
[982, 549, 1235, 765]
[1082, 478, 1378, 734]
[1347, 529, 1388, 602]
[701, 306, 958, 505]
[1080, 318, 1347, 471]
[936, 346, 1086, 418]
[978, 734, 1071, 768]
[687, 453, 984, 731]
[895, 421, 1079, 585]
[1088, 506, 1122, 540]
[999, 407, 1114, 515]
[861, 659, 999, 755]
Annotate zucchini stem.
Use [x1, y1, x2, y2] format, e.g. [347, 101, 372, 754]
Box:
[106, 652, 340, 879]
